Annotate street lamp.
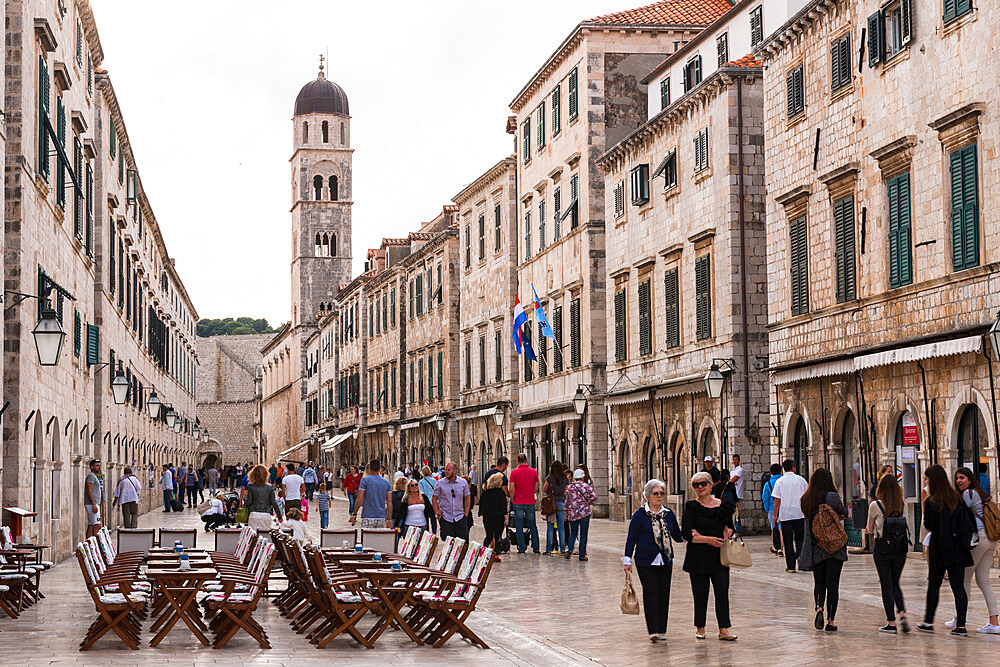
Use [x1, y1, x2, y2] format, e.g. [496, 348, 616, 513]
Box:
[352, 426, 359, 440]
[147, 389, 162, 419]
[32, 296, 66, 366]
[173, 416, 182, 433]
[573, 384, 595, 416]
[989, 311, 1000, 361]
[165, 407, 177, 429]
[202, 429, 209, 443]
[387, 423, 396, 438]
[704, 362, 725, 399]
[192, 422, 201, 440]
[110, 363, 129, 405]
[492, 409, 504, 427]
[434, 414, 446, 431]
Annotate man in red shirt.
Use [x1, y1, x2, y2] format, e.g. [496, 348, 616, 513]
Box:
[508, 453, 540, 554]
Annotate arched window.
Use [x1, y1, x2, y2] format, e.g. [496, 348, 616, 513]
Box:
[645, 436, 656, 481]
[322, 121, 329, 143]
[619, 441, 632, 496]
[313, 175, 323, 200]
[792, 416, 809, 473]
[314, 233, 322, 256]
[958, 404, 986, 471]
[302, 121, 309, 142]
[328, 233, 337, 256]
[321, 233, 330, 257]
[671, 434, 687, 497]
[341, 122, 346, 144]
[700, 428, 716, 462]
[841, 412, 862, 505]
[329, 175, 338, 201]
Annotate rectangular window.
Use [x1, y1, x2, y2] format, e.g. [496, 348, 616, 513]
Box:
[830, 34, 851, 92]
[638, 278, 652, 356]
[660, 77, 670, 110]
[887, 172, 913, 288]
[786, 65, 804, 118]
[717, 32, 729, 66]
[695, 254, 712, 340]
[664, 268, 680, 349]
[833, 195, 857, 302]
[553, 188, 561, 241]
[613, 181, 625, 219]
[552, 306, 563, 372]
[73, 138, 84, 238]
[568, 67, 579, 120]
[73, 310, 81, 357]
[437, 265, 442, 304]
[614, 287, 627, 362]
[694, 128, 709, 173]
[750, 5, 764, 47]
[551, 85, 561, 135]
[683, 56, 702, 92]
[523, 326, 533, 381]
[950, 144, 979, 271]
[465, 224, 471, 267]
[437, 351, 443, 398]
[522, 119, 531, 163]
[55, 97, 66, 209]
[391, 289, 396, 326]
[425, 267, 432, 311]
[494, 204, 502, 252]
[428, 353, 434, 399]
[479, 335, 486, 386]
[465, 340, 472, 389]
[415, 274, 423, 316]
[944, 0, 972, 24]
[569, 298, 581, 368]
[880, 0, 912, 60]
[536, 102, 545, 150]
[495, 330, 503, 382]
[109, 222, 116, 295]
[569, 173, 579, 229]
[85, 163, 94, 256]
[538, 199, 546, 252]
[417, 358, 424, 402]
[110, 120, 116, 158]
[538, 322, 547, 377]
[630, 164, 650, 206]
[37, 56, 50, 182]
[391, 366, 396, 407]
[478, 214, 485, 260]
[789, 214, 810, 315]
[524, 210, 532, 261]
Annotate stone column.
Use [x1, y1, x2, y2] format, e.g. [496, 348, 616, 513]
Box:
[587, 398, 610, 518]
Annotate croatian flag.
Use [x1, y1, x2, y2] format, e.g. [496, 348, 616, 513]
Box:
[531, 284, 554, 339]
[512, 297, 536, 360]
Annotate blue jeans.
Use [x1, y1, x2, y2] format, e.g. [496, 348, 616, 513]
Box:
[512, 504, 539, 553]
[567, 516, 591, 558]
[546, 502, 566, 552]
[320, 509, 329, 529]
[347, 491, 356, 515]
[306, 482, 316, 500]
[163, 490, 172, 511]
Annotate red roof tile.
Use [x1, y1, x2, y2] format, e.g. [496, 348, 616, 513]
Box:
[588, 0, 733, 26]
[728, 53, 762, 68]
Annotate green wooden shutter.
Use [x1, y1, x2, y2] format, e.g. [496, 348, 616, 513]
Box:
[523, 327, 533, 381]
[664, 268, 679, 348]
[537, 101, 545, 149]
[38, 56, 50, 181]
[429, 352, 435, 396]
[901, 0, 912, 45]
[834, 196, 856, 301]
[538, 322, 547, 376]
[416, 274, 423, 316]
[750, 6, 763, 46]
[695, 255, 711, 340]
[522, 119, 530, 162]
[85, 164, 94, 256]
[867, 13, 882, 66]
[717, 33, 728, 67]
[888, 172, 913, 288]
[950, 144, 979, 270]
[110, 120, 116, 159]
[73, 310, 81, 357]
[552, 86, 561, 135]
[479, 336, 486, 385]
[789, 215, 809, 315]
[409, 279, 414, 318]
[568, 67, 578, 119]
[496, 330, 503, 381]
[56, 97, 66, 208]
[437, 351, 443, 398]
[524, 211, 531, 261]
[86, 324, 99, 365]
[109, 221, 116, 294]
[638, 279, 651, 356]
[570, 298, 580, 368]
[614, 289, 626, 361]
[552, 307, 563, 372]
[73, 138, 83, 237]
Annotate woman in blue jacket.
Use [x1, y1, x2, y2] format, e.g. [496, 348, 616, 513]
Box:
[623, 479, 683, 641]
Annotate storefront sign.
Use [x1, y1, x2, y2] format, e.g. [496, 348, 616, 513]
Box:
[902, 412, 919, 446]
[900, 446, 915, 463]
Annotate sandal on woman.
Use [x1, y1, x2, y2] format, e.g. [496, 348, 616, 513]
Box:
[719, 633, 738, 641]
[695, 632, 706, 640]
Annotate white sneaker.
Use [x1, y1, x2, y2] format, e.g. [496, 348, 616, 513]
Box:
[945, 618, 957, 629]
[976, 624, 1000, 634]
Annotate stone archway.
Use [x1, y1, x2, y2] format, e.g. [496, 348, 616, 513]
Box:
[198, 439, 223, 469]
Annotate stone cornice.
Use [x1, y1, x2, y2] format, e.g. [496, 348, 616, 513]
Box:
[452, 156, 516, 206]
[755, 0, 839, 62]
[75, 0, 105, 64]
[928, 102, 984, 132]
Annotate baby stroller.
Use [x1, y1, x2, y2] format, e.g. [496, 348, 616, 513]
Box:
[502, 505, 527, 555]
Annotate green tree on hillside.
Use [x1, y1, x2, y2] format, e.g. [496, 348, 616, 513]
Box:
[197, 317, 281, 337]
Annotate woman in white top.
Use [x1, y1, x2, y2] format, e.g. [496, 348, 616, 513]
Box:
[200, 493, 228, 531]
[949, 467, 999, 634]
[397, 479, 434, 529]
[112, 466, 142, 529]
[279, 506, 311, 544]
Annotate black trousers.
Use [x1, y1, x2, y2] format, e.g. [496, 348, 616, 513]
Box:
[482, 515, 505, 549]
[636, 565, 672, 635]
[440, 517, 469, 542]
[201, 513, 228, 530]
[874, 554, 907, 622]
[925, 563, 968, 627]
[811, 558, 844, 621]
[186, 486, 198, 506]
[689, 569, 731, 629]
[772, 523, 782, 551]
[780, 519, 805, 570]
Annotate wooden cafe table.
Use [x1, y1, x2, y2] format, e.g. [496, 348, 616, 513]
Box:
[358, 567, 431, 646]
[145, 563, 218, 646]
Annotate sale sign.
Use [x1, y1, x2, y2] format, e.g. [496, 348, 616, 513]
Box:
[902, 412, 919, 446]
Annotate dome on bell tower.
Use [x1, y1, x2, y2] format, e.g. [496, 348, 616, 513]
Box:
[294, 59, 349, 116]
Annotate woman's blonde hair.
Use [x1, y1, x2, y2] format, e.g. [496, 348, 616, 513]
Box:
[421, 466, 432, 477]
[393, 476, 408, 492]
[285, 506, 302, 520]
[486, 472, 504, 489]
[690, 471, 713, 490]
[249, 465, 268, 486]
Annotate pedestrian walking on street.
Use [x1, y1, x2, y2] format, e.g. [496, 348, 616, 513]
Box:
[244, 464, 283, 531]
[702, 456, 721, 484]
[207, 465, 219, 494]
[509, 453, 541, 554]
[542, 461, 568, 555]
[282, 465, 305, 507]
[111, 466, 141, 529]
[176, 461, 188, 499]
[866, 473, 910, 633]
[917, 464, 974, 636]
[196, 468, 206, 503]
[432, 462, 471, 541]
[303, 461, 318, 501]
[317, 482, 332, 529]
[565, 468, 596, 560]
[682, 471, 737, 641]
[762, 463, 783, 556]
[798, 468, 848, 632]
[391, 476, 408, 531]
[185, 468, 199, 508]
[418, 466, 438, 533]
[948, 467, 999, 634]
[479, 473, 508, 554]
[160, 464, 174, 512]
[351, 460, 393, 530]
[623, 479, 682, 641]
[398, 478, 434, 533]
[344, 465, 362, 516]
[84, 459, 104, 538]
[771, 459, 809, 573]
[484, 457, 510, 498]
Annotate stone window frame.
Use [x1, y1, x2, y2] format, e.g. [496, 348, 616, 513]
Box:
[929, 103, 983, 273]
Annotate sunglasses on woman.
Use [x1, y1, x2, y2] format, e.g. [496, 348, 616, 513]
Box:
[692, 480, 710, 488]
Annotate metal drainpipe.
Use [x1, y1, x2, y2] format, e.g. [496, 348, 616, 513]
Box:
[917, 360, 935, 461]
[736, 76, 752, 446]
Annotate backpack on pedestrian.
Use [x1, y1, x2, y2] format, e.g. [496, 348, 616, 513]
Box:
[973, 495, 1000, 542]
[873, 500, 909, 559]
[812, 502, 848, 554]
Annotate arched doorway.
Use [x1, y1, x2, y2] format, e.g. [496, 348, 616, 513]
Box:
[700, 428, 716, 463]
[644, 436, 656, 481]
[792, 416, 809, 473]
[840, 411, 863, 507]
[671, 433, 687, 498]
[203, 453, 219, 470]
[957, 404, 986, 471]
[619, 439, 632, 516]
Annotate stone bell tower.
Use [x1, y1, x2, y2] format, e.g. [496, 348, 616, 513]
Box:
[290, 57, 353, 327]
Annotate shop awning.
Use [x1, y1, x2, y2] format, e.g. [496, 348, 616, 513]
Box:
[604, 389, 649, 407]
[853, 335, 982, 371]
[400, 421, 421, 431]
[320, 431, 353, 452]
[278, 439, 310, 459]
[477, 406, 500, 417]
[516, 411, 577, 430]
[422, 416, 439, 425]
[771, 359, 854, 386]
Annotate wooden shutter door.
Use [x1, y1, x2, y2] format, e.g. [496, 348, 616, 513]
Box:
[570, 298, 580, 368]
[960, 145, 979, 269]
[695, 255, 711, 340]
[664, 268, 678, 348]
[614, 290, 626, 362]
[638, 279, 651, 356]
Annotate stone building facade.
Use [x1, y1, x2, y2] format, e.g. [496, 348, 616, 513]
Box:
[196, 334, 269, 467]
[453, 157, 520, 473]
[757, 0, 999, 545]
[508, 1, 731, 515]
[260, 325, 300, 465]
[2, 0, 200, 560]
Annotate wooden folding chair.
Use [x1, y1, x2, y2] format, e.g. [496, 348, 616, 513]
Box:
[159, 528, 197, 549]
[415, 545, 496, 648]
[305, 549, 374, 648]
[361, 528, 396, 553]
[75, 544, 147, 650]
[117, 528, 156, 555]
[319, 528, 357, 548]
[203, 543, 276, 648]
[0, 526, 52, 569]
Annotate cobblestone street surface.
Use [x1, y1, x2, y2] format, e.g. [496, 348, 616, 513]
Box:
[4, 492, 1000, 665]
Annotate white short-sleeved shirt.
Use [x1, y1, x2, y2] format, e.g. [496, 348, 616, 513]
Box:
[282, 474, 305, 500]
[731, 465, 745, 499]
[771, 472, 809, 521]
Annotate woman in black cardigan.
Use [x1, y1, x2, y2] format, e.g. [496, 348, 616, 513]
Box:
[682, 471, 737, 641]
[623, 479, 682, 641]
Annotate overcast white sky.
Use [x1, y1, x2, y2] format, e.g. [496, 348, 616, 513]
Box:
[90, 0, 619, 326]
